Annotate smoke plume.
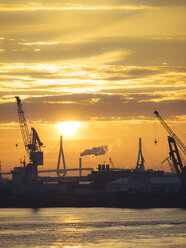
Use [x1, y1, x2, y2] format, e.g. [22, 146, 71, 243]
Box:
[80, 145, 109, 157]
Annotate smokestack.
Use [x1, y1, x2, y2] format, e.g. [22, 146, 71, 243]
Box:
[79, 157, 82, 177]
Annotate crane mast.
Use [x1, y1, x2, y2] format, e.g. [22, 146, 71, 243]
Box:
[154, 110, 186, 155]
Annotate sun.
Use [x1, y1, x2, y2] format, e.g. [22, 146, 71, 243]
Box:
[57, 121, 82, 136]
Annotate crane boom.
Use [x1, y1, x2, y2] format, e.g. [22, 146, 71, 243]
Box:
[154, 110, 186, 155]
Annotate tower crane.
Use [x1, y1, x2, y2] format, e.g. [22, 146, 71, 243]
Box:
[15, 96, 43, 177]
[154, 110, 186, 188]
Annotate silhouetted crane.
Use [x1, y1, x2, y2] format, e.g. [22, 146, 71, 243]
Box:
[15, 97, 43, 177]
[154, 110, 186, 188]
[154, 110, 186, 155]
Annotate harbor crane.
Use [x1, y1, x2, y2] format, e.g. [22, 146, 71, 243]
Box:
[154, 111, 186, 155]
[154, 110, 186, 188]
[15, 96, 43, 178]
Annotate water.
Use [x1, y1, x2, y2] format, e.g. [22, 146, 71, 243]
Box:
[0, 208, 186, 248]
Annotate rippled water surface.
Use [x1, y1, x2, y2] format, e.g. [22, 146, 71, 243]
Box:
[0, 208, 186, 248]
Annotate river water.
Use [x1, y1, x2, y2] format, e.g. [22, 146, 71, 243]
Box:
[0, 208, 186, 248]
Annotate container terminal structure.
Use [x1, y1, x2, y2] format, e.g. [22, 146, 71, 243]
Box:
[0, 98, 185, 208]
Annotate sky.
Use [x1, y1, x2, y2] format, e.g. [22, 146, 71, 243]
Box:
[0, 0, 186, 174]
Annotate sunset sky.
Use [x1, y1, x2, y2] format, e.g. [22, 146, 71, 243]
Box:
[0, 0, 185, 173]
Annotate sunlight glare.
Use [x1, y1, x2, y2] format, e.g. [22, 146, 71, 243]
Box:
[57, 121, 82, 136]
